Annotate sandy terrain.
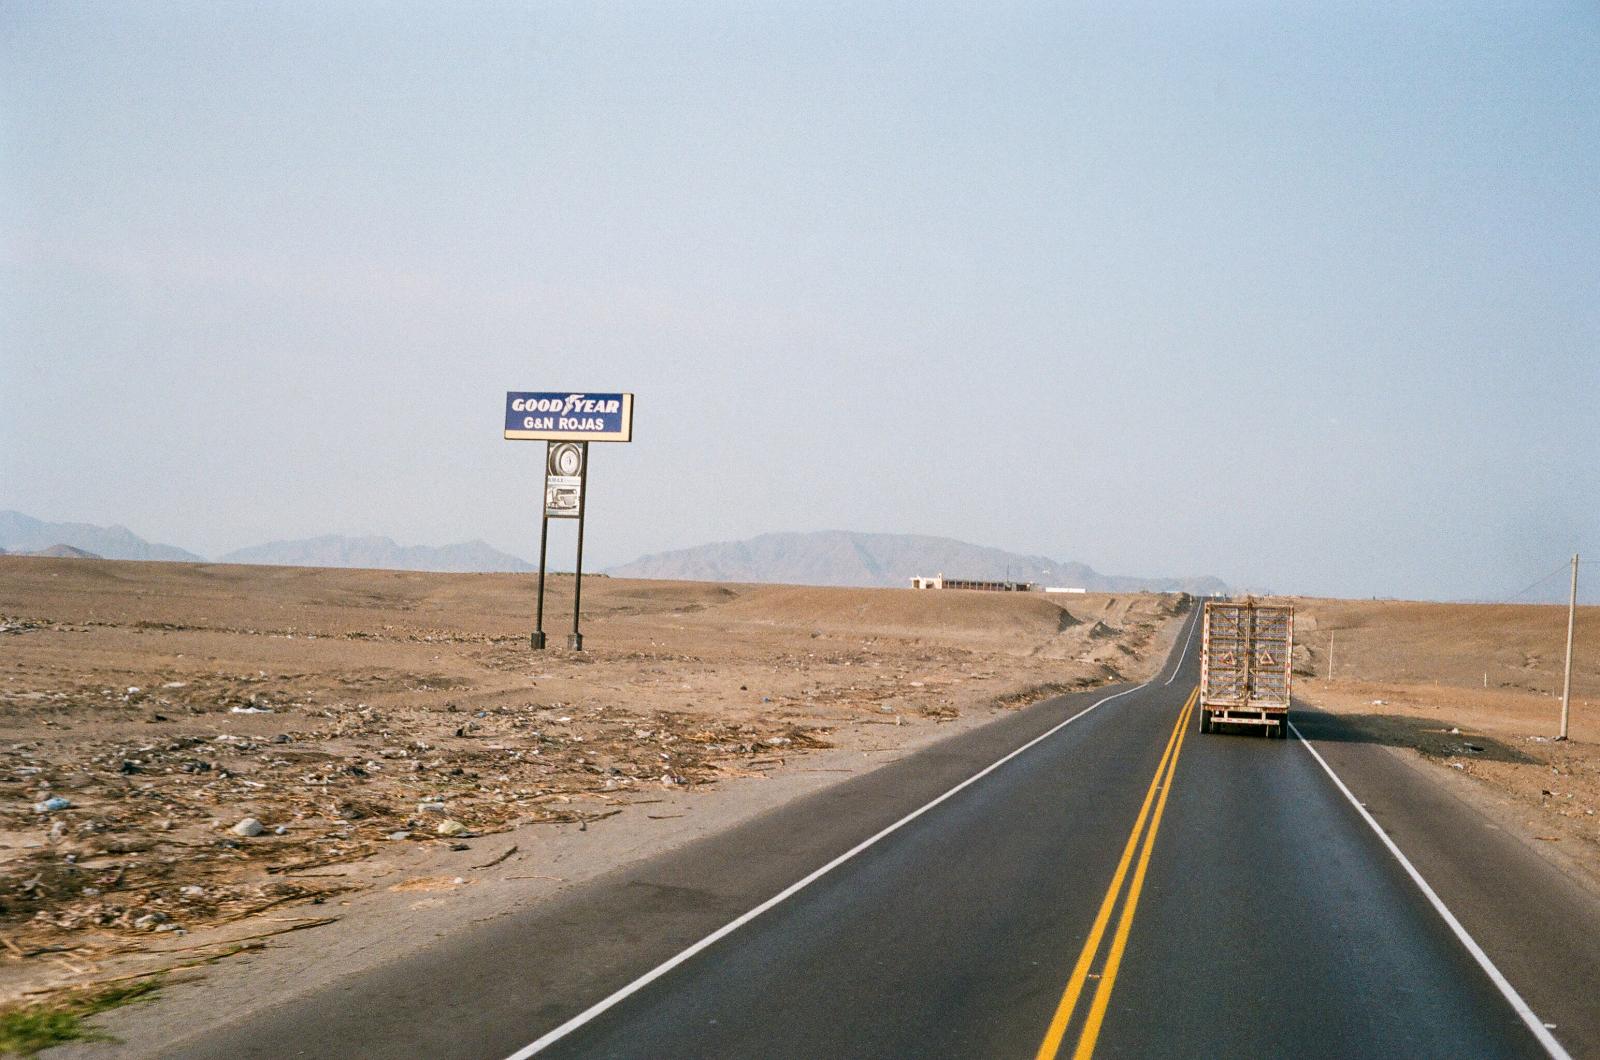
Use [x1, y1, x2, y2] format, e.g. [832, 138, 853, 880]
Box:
[0, 556, 1185, 1019]
[1291, 598, 1600, 891]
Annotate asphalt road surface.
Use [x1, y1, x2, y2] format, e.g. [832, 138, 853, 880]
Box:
[166, 605, 1597, 1059]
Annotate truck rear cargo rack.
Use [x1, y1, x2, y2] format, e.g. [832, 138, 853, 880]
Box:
[1198, 599, 1294, 739]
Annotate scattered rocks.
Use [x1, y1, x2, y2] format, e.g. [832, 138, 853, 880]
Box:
[33, 796, 72, 813]
[231, 817, 265, 837]
[435, 819, 468, 837]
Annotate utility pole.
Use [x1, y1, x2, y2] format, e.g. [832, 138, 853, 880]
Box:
[1558, 553, 1578, 741]
[1327, 630, 1335, 686]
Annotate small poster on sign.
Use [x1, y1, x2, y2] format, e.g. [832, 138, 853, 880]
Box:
[545, 476, 582, 517]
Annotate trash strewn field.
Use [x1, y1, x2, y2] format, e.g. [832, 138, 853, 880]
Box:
[0, 557, 1184, 1008]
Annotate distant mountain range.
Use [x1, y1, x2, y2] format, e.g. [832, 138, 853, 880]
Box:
[0, 511, 530, 573]
[218, 535, 533, 573]
[0, 512, 1223, 591]
[0, 510, 203, 562]
[606, 530, 1229, 595]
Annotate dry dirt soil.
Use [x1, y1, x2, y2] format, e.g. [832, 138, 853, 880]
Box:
[0, 556, 1185, 1012]
[1291, 597, 1600, 891]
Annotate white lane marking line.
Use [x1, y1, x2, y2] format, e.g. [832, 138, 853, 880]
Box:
[1164, 606, 1201, 685]
[1290, 723, 1572, 1060]
[505, 640, 1199, 1058]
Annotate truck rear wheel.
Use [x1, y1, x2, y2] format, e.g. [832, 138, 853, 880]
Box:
[1199, 709, 1212, 734]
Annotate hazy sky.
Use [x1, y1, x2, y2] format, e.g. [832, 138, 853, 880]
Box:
[3, 2, 1597, 601]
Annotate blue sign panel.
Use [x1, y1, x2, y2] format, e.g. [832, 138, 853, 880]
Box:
[504, 392, 634, 442]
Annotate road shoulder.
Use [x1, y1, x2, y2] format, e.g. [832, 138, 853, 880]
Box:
[1293, 707, 1600, 1058]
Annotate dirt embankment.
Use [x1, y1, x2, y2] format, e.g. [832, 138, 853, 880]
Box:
[1291, 597, 1600, 890]
[0, 557, 1185, 1012]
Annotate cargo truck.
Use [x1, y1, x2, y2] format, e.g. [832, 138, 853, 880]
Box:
[1198, 599, 1294, 738]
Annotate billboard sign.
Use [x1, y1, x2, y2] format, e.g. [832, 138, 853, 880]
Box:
[505, 392, 633, 442]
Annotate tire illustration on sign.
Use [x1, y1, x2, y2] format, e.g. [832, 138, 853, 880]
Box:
[549, 442, 585, 478]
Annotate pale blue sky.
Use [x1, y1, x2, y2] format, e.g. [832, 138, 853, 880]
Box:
[3, 2, 1596, 600]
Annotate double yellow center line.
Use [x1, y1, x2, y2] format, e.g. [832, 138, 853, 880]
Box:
[1035, 686, 1199, 1060]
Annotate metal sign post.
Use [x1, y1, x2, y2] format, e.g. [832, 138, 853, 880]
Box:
[505, 393, 632, 651]
[566, 442, 588, 651]
[531, 507, 550, 650]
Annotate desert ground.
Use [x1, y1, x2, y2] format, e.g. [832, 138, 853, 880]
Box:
[0, 556, 1184, 1031]
[1291, 597, 1600, 891]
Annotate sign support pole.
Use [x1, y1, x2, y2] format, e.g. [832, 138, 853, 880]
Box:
[568, 442, 588, 651]
[531, 503, 550, 650]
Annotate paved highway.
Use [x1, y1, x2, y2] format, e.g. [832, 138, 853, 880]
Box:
[162, 604, 1596, 1059]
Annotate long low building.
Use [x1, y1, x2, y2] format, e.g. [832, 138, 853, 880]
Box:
[910, 575, 1037, 592]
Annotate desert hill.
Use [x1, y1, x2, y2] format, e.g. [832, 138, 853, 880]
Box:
[4, 544, 104, 559]
[1293, 597, 1597, 698]
[0, 510, 201, 562]
[608, 530, 1228, 594]
[217, 534, 534, 573]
